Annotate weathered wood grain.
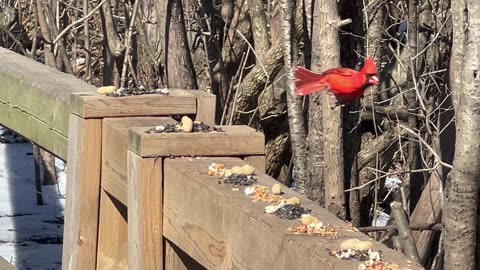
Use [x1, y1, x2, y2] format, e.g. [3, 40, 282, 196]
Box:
[62, 115, 102, 270]
[165, 240, 206, 270]
[0, 48, 96, 159]
[128, 152, 163, 270]
[163, 157, 424, 270]
[0, 101, 68, 159]
[129, 125, 265, 157]
[0, 48, 97, 137]
[71, 90, 196, 119]
[102, 117, 176, 205]
[96, 189, 128, 270]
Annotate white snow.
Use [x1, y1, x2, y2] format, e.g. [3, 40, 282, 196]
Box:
[0, 142, 66, 270]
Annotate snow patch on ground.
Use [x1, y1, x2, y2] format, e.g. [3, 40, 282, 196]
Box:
[0, 143, 66, 269]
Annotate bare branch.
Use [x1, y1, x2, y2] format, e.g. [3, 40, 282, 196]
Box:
[52, 0, 108, 44]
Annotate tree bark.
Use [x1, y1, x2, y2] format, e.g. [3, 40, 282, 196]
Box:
[281, 0, 308, 194]
[99, 0, 124, 86]
[135, 0, 164, 89]
[444, 0, 480, 268]
[163, 0, 198, 89]
[249, 0, 270, 59]
[231, 3, 303, 124]
[310, 0, 345, 218]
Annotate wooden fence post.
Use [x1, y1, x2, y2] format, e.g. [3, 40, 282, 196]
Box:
[62, 115, 102, 270]
[128, 152, 163, 270]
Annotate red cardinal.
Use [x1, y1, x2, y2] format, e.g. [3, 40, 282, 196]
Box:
[294, 58, 380, 106]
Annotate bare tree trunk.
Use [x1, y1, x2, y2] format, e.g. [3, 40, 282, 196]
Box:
[41, 150, 58, 185]
[33, 145, 43, 205]
[310, 0, 345, 218]
[249, 0, 270, 59]
[135, 0, 164, 88]
[281, 0, 308, 194]
[163, 0, 198, 89]
[444, 0, 480, 268]
[99, 0, 124, 86]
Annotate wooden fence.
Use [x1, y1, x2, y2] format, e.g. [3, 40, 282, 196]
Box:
[0, 47, 424, 270]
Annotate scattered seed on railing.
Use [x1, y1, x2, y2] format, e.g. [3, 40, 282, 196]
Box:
[146, 121, 223, 134]
[106, 85, 170, 97]
[223, 174, 258, 186]
[357, 260, 400, 270]
[327, 248, 383, 263]
[274, 204, 311, 220]
[287, 223, 341, 239]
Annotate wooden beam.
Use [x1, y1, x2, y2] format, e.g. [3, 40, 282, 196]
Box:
[243, 155, 266, 173]
[128, 152, 163, 270]
[62, 115, 102, 270]
[102, 117, 176, 205]
[0, 101, 68, 159]
[0, 48, 96, 159]
[96, 189, 128, 270]
[0, 48, 97, 138]
[163, 157, 424, 270]
[129, 125, 265, 157]
[178, 90, 216, 125]
[70, 90, 197, 119]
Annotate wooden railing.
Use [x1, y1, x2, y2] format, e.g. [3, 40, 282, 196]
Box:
[0, 47, 424, 270]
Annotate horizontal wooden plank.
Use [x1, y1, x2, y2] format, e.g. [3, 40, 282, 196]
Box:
[0, 48, 96, 159]
[128, 152, 164, 270]
[71, 90, 197, 118]
[129, 125, 265, 157]
[163, 157, 424, 270]
[0, 48, 217, 159]
[102, 117, 176, 205]
[0, 100, 68, 159]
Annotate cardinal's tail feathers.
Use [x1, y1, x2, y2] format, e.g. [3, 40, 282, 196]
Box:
[294, 81, 330, 96]
[295, 66, 324, 81]
[294, 67, 330, 96]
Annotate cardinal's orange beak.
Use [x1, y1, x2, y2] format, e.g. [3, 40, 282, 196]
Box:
[369, 75, 380, 85]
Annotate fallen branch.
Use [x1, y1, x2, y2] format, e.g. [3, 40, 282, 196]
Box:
[361, 105, 413, 121]
[358, 223, 442, 232]
[346, 165, 438, 192]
